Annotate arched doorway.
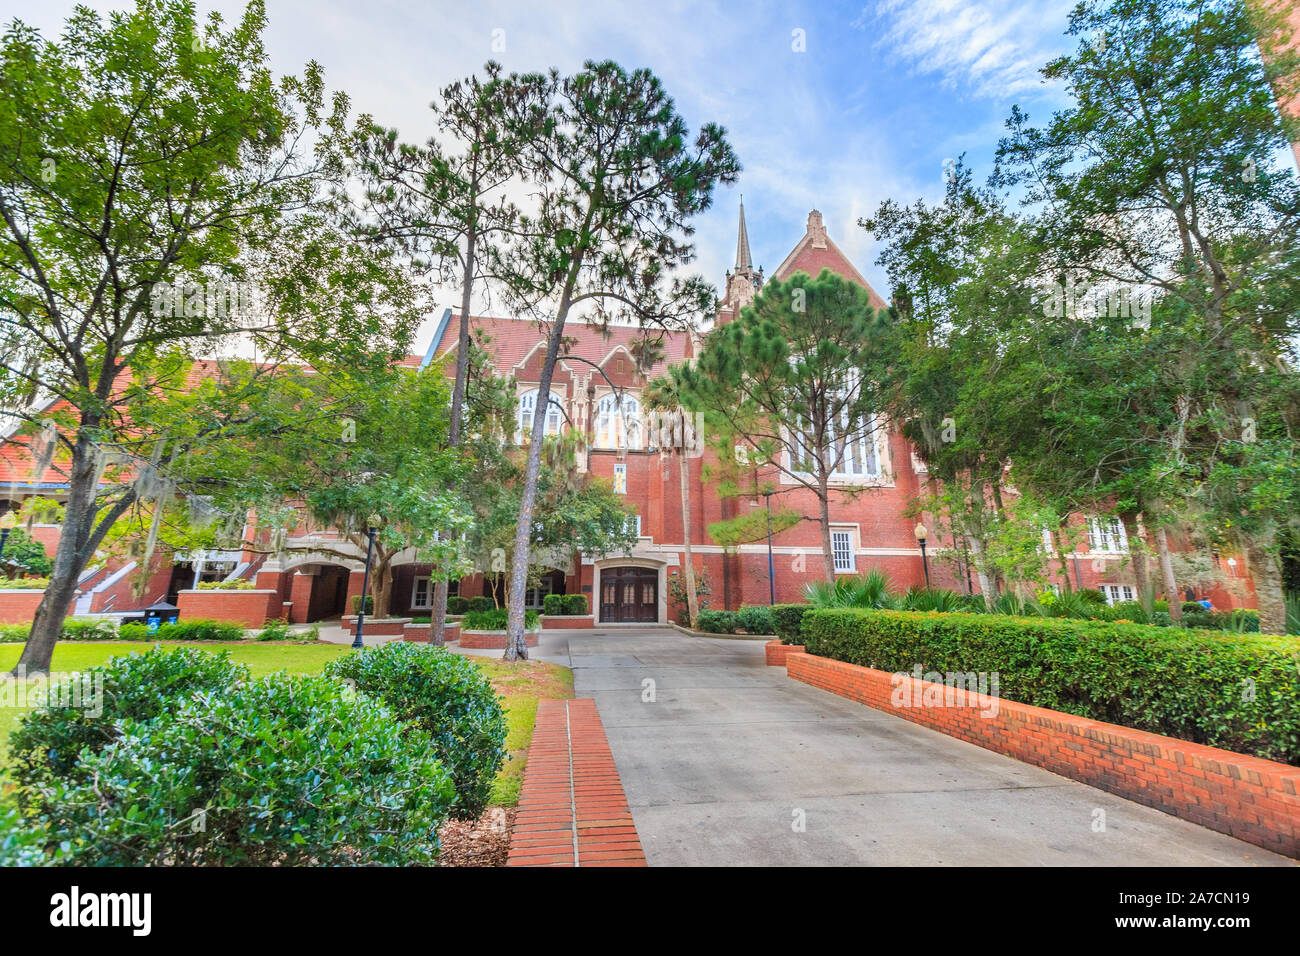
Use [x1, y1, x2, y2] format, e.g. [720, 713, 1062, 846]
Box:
[599, 566, 659, 623]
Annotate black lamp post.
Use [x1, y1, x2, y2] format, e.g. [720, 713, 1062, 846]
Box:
[762, 490, 776, 605]
[351, 520, 379, 650]
[914, 522, 930, 589]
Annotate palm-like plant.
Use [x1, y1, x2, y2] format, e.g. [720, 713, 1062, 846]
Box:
[804, 568, 896, 609]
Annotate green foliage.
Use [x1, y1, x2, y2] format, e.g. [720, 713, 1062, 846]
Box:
[899, 588, 967, 613]
[462, 608, 538, 631]
[465, 596, 494, 613]
[324, 642, 507, 820]
[542, 593, 566, 616]
[446, 596, 470, 615]
[8, 647, 249, 810]
[543, 593, 587, 615]
[562, 593, 588, 615]
[0, 529, 51, 576]
[0, 618, 117, 642]
[117, 619, 245, 642]
[196, 579, 255, 590]
[804, 569, 896, 610]
[0, 577, 48, 589]
[21, 674, 453, 865]
[770, 604, 811, 644]
[694, 609, 738, 634]
[800, 608, 1300, 765]
[736, 605, 775, 635]
[351, 594, 375, 615]
[253, 621, 292, 641]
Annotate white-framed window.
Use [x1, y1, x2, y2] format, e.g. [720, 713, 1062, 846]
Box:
[518, 388, 564, 441]
[831, 529, 856, 573]
[411, 576, 433, 610]
[1088, 517, 1128, 553]
[1103, 584, 1135, 606]
[788, 374, 882, 481]
[612, 463, 627, 494]
[594, 393, 642, 449]
[625, 514, 642, 538]
[524, 578, 553, 610]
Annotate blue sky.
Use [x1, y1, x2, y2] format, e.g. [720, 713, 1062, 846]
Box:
[3, 0, 1087, 343]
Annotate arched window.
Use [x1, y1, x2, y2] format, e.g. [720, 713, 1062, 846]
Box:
[594, 393, 642, 450]
[518, 389, 564, 441]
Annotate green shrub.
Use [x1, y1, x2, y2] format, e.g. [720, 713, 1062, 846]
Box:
[804, 569, 895, 609]
[900, 587, 966, 613]
[8, 647, 249, 810]
[20, 673, 454, 865]
[351, 593, 374, 615]
[461, 608, 539, 630]
[695, 609, 738, 633]
[253, 621, 292, 641]
[196, 579, 255, 590]
[800, 608, 1300, 765]
[408, 615, 432, 625]
[0, 576, 48, 589]
[770, 604, 810, 644]
[542, 593, 566, 616]
[117, 618, 246, 642]
[0, 618, 119, 642]
[446, 596, 470, 615]
[1183, 601, 1208, 614]
[0, 528, 52, 576]
[1075, 588, 1108, 606]
[736, 605, 775, 634]
[464, 596, 494, 613]
[562, 593, 588, 615]
[325, 642, 507, 820]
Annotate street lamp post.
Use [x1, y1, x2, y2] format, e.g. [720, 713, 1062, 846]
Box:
[914, 522, 930, 590]
[351, 520, 380, 650]
[762, 490, 775, 605]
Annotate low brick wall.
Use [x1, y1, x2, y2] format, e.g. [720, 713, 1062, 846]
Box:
[341, 616, 410, 637]
[0, 589, 53, 624]
[176, 589, 280, 628]
[764, 640, 805, 666]
[402, 622, 462, 644]
[542, 614, 595, 630]
[460, 628, 540, 649]
[786, 650, 1300, 859]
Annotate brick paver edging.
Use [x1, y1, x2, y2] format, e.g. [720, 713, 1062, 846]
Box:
[506, 699, 646, 867]
[786, 650, 1300, 859]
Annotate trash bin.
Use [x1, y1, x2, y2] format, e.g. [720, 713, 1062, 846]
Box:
[143, 600, 180, 633]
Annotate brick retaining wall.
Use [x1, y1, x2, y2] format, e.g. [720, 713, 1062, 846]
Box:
[764, 640, 805, 666]
[459, 629, 540, 649]
[785, 650, 1300, 858]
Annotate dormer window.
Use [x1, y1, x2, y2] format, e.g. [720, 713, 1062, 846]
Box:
[518, 388, 564, 441]
[595, 393, 642, 450]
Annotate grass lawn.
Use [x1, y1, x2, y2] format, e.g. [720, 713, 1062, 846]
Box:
[0, 641, 573, 810]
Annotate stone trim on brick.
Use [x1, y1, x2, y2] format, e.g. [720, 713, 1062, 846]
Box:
[506, 698, 645, 867]
[785, 650, 1300, 859]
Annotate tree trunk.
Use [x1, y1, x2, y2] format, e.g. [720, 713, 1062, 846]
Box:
[1119, 511, 1150, 605]
[15, 432, 124, 675]
[1154, 525, 1182, 624]
[817, 485, 836, 586]
[1051, 528, 1073, 593]
[505, 293, 577, 660]
[372, 555, 394, 620]
[966, 533, 995, 604]
[1248, 545, 1287, 636]
[678, 413, 699, 626]
[432, 224, 478, 647]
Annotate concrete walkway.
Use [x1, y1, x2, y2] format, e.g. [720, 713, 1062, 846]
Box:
[494, 627, 1293, 867]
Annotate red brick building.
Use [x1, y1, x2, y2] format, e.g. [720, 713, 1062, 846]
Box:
[0, 205, 1259, 626]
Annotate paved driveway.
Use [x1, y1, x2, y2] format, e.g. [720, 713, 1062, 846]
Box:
[495, 627, 1292, 867]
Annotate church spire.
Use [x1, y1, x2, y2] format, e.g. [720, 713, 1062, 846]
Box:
[735, 196, 753, 272]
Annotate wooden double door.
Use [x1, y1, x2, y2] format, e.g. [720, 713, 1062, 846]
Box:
[600, 566, 659, 623]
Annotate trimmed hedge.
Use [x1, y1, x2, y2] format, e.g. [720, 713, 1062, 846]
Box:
[562, 593, 588, 615]
[118, 618, 245, 642]
[446, 596, 470, 615]
[736, 605, 775, 635]
[800, 608, 1300, 765]
[466, 596, 494, 613]
[695, 609, 738, 633]
[0, 617, 119, 643]
[770, 604, 810, 644]
[461, 607, 539, 631]
[542, 593, 566, 616]
[325, 642, 507, 820]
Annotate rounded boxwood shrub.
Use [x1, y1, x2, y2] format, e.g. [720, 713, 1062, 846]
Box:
[21, 673, 454, 865]
[8, 646, 249, 810]
[736, 605, 775, 635]
[117, 618, 246, 642]
[325, 642, 507, 820]
[770, 604, 810, 644]
[542, 593, 566, 616]
[695, 609, 738, 633]
[466, 596, 494, 613]
[446, 596, 470, 615]
[562, 593, 588, 615]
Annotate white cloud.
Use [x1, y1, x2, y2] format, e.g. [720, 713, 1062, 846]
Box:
[861, 0, 1076, 99]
